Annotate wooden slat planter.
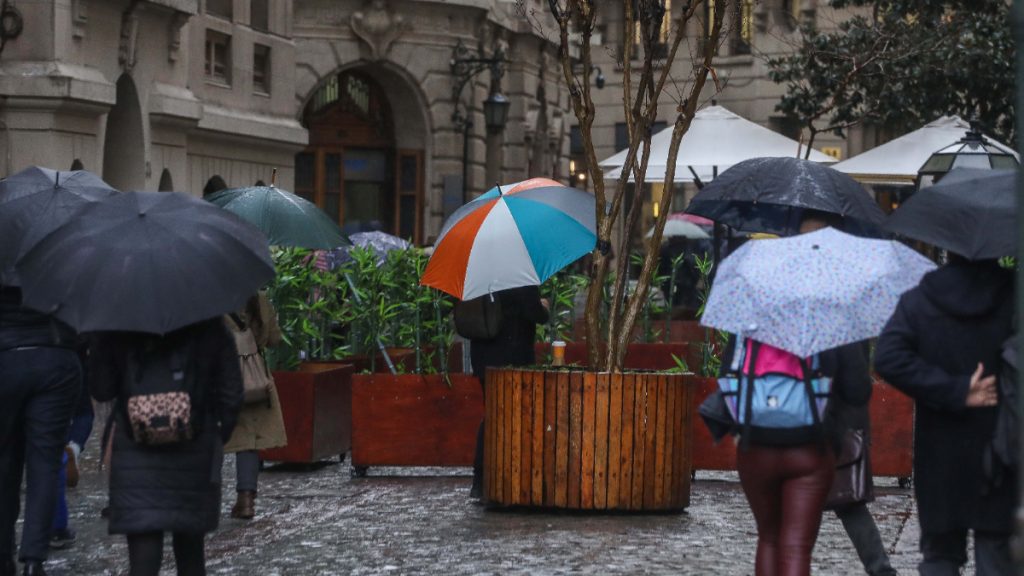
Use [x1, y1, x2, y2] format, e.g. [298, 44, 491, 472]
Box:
[484, 368, 694, 512]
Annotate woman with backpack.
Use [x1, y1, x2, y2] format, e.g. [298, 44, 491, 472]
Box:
[88, 318, 243, 576]
[875, 255, 1014, 574]
[715, 213, 874, 576]
[222, 291, 287, 520]
[722, 336, 872, 576]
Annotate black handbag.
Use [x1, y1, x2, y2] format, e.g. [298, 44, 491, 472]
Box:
[825, 428, 874, 510]
[698, 389, 736, 443]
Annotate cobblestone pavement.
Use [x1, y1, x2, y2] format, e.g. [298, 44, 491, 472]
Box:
[32, 449, 929, 576]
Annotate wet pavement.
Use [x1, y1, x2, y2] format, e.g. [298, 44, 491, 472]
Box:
[26, 446, 935, 576]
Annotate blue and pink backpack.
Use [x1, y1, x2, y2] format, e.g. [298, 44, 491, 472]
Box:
[718, 338, 832, 446]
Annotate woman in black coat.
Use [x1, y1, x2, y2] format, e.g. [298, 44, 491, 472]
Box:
[875, 258, 1014, 574]
[89, 319, 243, 576]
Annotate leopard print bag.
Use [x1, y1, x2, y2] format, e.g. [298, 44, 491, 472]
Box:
[124, 337, 197, 446]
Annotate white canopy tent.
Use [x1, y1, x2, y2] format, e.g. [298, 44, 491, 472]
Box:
[598, 105, 837, 182]
[831, 116, 1018, 185]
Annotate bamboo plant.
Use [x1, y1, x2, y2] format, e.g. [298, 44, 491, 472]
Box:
[543, 0, 725, 371]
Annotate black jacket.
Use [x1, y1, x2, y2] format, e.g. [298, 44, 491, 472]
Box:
[875, 260, 1015, 534]
[0, 286, 78, 351]
[469, 285, 549, 382]
[89, 319, 243, 535]
[719, 336, 872, 452]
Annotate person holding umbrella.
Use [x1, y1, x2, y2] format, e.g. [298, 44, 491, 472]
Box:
[700, 213, 934, 575]
[15, 190, 274, 576]
[420, 178, 595, 501]
[875, 168, 1016, 574]
[0, 166, 116, 576]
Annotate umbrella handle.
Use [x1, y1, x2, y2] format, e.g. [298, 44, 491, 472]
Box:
[271, 168, 277, 187]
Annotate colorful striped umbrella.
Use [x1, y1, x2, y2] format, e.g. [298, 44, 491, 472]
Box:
[420, 178, 596, 300]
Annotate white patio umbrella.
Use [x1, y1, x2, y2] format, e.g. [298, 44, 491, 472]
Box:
[599, 105, 836, 182]
[832, 116, 1018, 185]
[645, 218, 711, 239]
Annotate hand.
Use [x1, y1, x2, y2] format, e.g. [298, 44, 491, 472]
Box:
[540, 298, 550, 310]
[965, 363, 998, 408]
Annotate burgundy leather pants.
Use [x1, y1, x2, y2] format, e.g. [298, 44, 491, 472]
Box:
[736, 444, 836, 576]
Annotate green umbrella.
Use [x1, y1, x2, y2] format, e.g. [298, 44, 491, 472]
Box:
[205, 184, 348, 249]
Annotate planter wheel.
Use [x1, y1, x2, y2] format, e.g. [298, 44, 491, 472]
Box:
[351, 466, 368, 478]
[897, 476, 913, 489]
[339, 452, 347, 464]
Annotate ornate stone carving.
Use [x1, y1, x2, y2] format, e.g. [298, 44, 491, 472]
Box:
[118, 4, 141, 72]
[72, 0, 88, 39]
[167, 12, 189, 63]
[350, 0, 411, 61]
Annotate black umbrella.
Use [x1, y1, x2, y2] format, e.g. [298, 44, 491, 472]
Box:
[886, 168, 1016, 260]
[685, 157, 887, 237]
[16, 191, 275, 334]
[0, 166, 118, 285]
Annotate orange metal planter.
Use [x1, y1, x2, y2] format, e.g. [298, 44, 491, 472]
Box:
[259, 363, 353, 464]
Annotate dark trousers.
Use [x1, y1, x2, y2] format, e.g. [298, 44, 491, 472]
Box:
[472, 370, 485, 489]
[918, 529, 1013, 576]
[0, 347, 80, 562]
[737, 444, 836, 576]
[235, 451, 260, 493]
[127, 532, 206, 576]
[835, 502, 896, 576]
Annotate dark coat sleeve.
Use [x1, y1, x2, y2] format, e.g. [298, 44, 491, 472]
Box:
[829, 342, 872, 408]
[516, 285, 549, 325]
[874, 295, 970, 411]
[211, 322, 244, 443]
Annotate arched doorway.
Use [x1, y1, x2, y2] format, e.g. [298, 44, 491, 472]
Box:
[295, 69, 425, 243]
[158, 168, 174, 191]
[102, 74, 146, 191]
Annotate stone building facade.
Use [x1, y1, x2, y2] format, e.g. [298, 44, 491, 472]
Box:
[0, 0, 306, 195]
[1, 0, 886, 244]
[0, 0, 571, 244]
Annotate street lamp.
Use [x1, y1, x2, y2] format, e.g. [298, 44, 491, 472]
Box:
[451, 40, 509, 202]
[916, 119, 1019, 190]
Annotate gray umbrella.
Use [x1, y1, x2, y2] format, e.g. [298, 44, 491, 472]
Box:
[886, 168, 1016, 260]
[328, 231, 412, 268]
[685, 157, 887, 237]
[0, 166, 118, 285]
[16, 191, 275, 334]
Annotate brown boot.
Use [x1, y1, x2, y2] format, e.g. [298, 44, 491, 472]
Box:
[230, 491, 255, 520]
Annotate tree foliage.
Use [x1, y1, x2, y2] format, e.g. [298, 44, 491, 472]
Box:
[767, 0, 1015, 152]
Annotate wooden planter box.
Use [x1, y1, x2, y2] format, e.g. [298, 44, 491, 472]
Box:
[350, 373, 482, 473]
[259, 363, 353, 464]
[484, 368, 694, 512]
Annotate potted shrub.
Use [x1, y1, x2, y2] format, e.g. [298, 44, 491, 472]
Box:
[260, 247, 356, 464]
[347, 245, 482, 475]
[481, 0, 726, 512]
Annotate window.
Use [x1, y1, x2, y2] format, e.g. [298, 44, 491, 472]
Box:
[733, 0, 754, 55]
[628, 0, 671, 60]
[253, 44, 270, 93]
[205, 31, 231, 84]
[250, 0, 269, 32]
[706, 0, 753, 55]
[206, 0, 232, 20]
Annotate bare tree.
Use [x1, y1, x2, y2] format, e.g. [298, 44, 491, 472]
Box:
[541, 0, 724, 371]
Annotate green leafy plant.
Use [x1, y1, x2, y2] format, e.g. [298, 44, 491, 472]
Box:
[694, 252, 727, 377]
[266, 247, 354, 370]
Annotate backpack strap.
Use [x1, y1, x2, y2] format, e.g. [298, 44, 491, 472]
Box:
[801, 354, 827, 450]
[739, 339, 760, 451]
